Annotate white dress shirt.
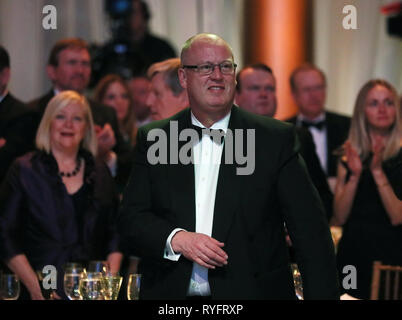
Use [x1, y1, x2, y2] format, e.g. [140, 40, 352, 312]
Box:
[296, 113, 328, 174]
[164, 110, 231, 296]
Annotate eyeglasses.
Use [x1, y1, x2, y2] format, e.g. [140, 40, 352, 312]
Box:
[182, 61, 237, 75]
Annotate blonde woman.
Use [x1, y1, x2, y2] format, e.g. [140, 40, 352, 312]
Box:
[331, 79, 402, 299]
[0, 91, 122, 299]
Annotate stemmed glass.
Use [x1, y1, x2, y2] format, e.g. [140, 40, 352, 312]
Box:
[101, 274, 123, 300]
[63, 263, 85, 300]
[127, 274, 141, 300]
[0, 274, 20, 300]
[290, 263, 304, 300]
[79, 271, 104, 300]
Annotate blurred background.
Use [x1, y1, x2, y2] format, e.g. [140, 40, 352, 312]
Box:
[0, 0, 400, 120]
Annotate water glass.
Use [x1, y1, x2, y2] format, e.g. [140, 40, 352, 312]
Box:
[0, 274, 20, 300]
[64, 266, 85, 300]
[127, 274, 141, 300]
[79, 272, 104, 300]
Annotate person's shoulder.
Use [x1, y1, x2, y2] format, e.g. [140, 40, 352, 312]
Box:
[234, 106, 294, 133]
[325, 111, 351, 124]
[283, 114, 298, 124]
[27, 90, 54, 112]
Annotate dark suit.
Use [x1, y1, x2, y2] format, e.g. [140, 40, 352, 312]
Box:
[287, 111, 351, 177]
[0, 93, 36, 182]
[118, 106, 339, 300]
[0, 150, 120, 299]
[296, 127, 333, 221]
[28, 90, 130, 157]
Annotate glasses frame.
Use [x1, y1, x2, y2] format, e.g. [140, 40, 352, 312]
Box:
[182, 61, 237, 75]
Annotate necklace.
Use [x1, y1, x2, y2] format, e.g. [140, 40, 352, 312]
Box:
[58, 158, 82, 178]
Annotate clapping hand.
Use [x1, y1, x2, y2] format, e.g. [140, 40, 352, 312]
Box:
[345, 141, 362, 177]
[370, 135, 385, 174]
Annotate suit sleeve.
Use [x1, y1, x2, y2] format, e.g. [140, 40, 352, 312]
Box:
[117, 127, 175, 260]
[276, 127, 340, 299]
[0, 161, 26, 262]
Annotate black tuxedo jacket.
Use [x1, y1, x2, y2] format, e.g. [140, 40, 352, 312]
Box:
[0, 93, 36, 182]
[295, 127, 333, 221]
[28, 90, 129, 157]
[118, 106, 339, 300]
[287, 111, 351, 177]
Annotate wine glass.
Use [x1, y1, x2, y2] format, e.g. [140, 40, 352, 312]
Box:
[101, 275, 123, 300]
[0, 274, 20, 300]
[79, 271, 104, 300]
[290, 263, 304, 300]
[127, 274, 141, 300]
[63, 265, 85, 300]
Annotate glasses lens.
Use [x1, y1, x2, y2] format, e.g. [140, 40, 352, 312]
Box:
[198, 64, 213, 75]
[220, 62, 234, 74]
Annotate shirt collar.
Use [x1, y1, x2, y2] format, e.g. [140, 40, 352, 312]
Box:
[297, 112, 326, 124]
[0, 89, 8, 103]
[191, 110, 231, 133]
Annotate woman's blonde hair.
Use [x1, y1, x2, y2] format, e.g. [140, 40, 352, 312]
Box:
[94, 74, 137, 146]
[36, 91, 97, 156]
[348, 79, 401, 161]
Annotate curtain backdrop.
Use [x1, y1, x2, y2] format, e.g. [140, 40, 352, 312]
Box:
[0, 0, 400, 111]
[313, 0, 401, 116]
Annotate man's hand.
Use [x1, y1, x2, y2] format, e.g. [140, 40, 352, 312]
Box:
[0, 137, 6, 148]
[95, 123, 116, 157]
[171, 231, 228, 269]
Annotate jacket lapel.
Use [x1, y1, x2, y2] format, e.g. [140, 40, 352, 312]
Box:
[212, 106, 243, 242]
[167, 109, 196, 232]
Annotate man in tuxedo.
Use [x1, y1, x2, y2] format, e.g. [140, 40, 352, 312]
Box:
[235, 63, 333, 220]
[146, 58, 188, 121]
[286, 64, 350, 178]
[28, 38, 129, 175]
[0, 46, 36, 182]
[118, 33, 339, 300]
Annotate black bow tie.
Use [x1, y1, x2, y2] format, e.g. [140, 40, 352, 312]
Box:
[191, 125, 225, 145]
[301, 120, 326, 130]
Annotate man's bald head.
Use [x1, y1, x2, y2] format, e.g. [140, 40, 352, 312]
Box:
[180, 33, 234, 65]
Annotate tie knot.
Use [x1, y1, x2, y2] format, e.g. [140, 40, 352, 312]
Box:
[301, 120, 325, 130]
[191, 125, 225, 144]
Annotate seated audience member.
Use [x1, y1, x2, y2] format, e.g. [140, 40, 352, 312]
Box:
[0, 46, 36, 182]
[28, 38, 130, 176]
[331, 79, 402, 299]
[0, 91, 122, 300]
[94, 74, 137, 192]
[127, 74, 152, 127]
[94, 74, 137, 147]
[286, 64, 351, 180]
[235, 64, 333, 221]
[146, 58, 188, 120]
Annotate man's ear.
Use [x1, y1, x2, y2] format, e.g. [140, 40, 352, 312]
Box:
[0, 67, 10, 91]
[178, 68, 187, 89]
[46, 65, 56, 82]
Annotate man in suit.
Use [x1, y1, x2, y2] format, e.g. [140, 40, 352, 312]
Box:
[0, 46, 36, 182]
[146, 58, 188, 121]
[118, 33, 339, 300]
[235, 63, 333, 220]
[286, 64, 350, 179]
[28, 38, 129, 175]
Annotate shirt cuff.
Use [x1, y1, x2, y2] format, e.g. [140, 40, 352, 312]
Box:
[164, 228, 186, 261]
